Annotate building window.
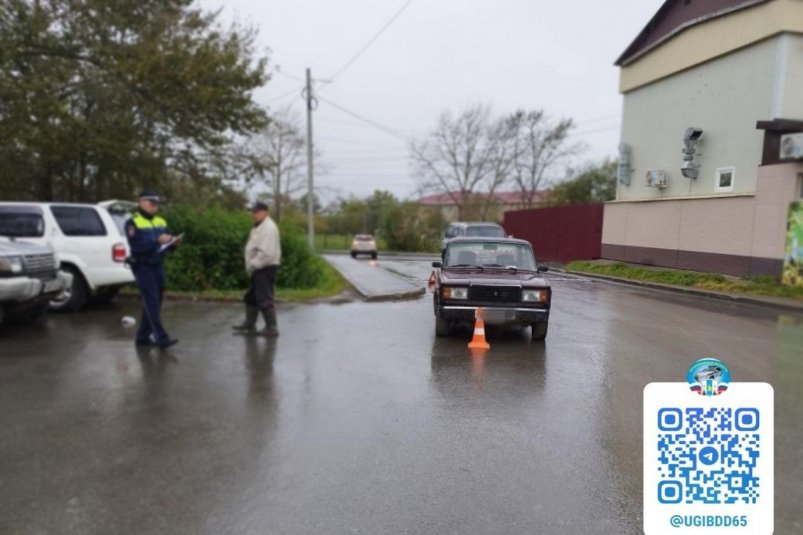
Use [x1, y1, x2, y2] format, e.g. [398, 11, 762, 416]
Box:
[715, 167, 735, 193]
[797, 174, 803, 199]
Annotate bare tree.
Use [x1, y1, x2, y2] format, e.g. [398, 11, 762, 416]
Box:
[508, 110, 581, 208]
[411, 104, 516, 220]
[247, 106, 306, 222]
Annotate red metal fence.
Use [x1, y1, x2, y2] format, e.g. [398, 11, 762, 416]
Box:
[502, 204, 604, 264]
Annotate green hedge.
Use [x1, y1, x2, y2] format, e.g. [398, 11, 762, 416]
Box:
[160, 205, 324, 291]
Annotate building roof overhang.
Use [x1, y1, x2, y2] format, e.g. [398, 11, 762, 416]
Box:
[615, 0, 769, 67]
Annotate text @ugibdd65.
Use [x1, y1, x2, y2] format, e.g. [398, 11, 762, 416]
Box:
[669, 515, 748, 528]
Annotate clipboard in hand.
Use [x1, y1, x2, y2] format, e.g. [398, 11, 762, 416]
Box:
[158, 233, 184, 254]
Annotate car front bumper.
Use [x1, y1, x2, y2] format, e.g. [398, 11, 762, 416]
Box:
[0, 270, 73, 303]
[439, 305, 548, 325]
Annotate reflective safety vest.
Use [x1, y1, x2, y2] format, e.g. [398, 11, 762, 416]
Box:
[128, 212, 169, 265]
[132, 212, 167, 230]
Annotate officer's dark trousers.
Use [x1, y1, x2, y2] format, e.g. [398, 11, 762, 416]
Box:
[133, 264, 170, 344]
[244, 265, 277, 311]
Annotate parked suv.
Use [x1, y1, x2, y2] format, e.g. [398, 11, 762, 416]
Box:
[0, 202, 135, 311]
[442, 222, 506, 250]
[0, 233, 72, 324]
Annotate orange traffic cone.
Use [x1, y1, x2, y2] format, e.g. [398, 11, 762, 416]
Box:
[468, 307, 490, 350]
[428, 271, 436, 292]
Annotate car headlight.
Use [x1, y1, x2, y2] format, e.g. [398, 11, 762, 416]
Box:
[0, 255, 24, 274]
[522, 289, 549, 303]
[442, 286, 468, 300]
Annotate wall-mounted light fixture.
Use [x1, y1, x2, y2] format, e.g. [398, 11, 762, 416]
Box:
[618, 143, 633, 186]
[681, 127, 703, 179]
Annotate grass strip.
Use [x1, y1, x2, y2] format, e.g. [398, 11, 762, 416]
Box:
[566, 261, 803, 301]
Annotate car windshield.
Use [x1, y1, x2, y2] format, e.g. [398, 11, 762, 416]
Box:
[465, 225, 505, 238]
[445, 241, 537, 270]
[354, 235, 374, 241]
[0, 208, 45, 237]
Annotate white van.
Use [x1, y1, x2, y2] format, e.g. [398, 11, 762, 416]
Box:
[0, 202, 136, 311]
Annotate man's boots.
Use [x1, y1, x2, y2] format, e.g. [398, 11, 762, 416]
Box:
[232, 305, 259, 332]
[257, 308, 279, 337]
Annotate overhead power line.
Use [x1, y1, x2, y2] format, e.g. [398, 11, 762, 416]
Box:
[266, 86, 303, 104]
[327, 0, 415, 83]
[317, 96, 410, 142]
[274, 68, 306, 84]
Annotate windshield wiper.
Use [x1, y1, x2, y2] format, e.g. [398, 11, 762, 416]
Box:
[483, 263, 518, 272]
[448, 264, 484, 270]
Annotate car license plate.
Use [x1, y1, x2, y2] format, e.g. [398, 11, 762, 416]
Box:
[43, 278, 61, 293]
[484, 309, 513, 322]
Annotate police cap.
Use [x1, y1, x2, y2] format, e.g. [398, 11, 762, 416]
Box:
[139, 191, 162, 203]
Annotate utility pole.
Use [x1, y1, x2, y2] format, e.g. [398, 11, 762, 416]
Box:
[304, 68, 315, 249]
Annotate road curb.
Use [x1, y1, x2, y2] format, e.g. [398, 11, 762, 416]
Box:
[362, 287, 426, 302]
[323, 257, 425, 302]
[320, 250, 439, 259]
[560, 269, 803, 313]
[332, 274, 425, 302]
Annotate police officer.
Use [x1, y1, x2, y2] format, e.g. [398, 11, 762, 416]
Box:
[126, 191, 180, 348]
[232, 201, 281, 337]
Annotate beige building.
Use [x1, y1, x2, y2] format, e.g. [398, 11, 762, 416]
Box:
[603, 0, 803, 276]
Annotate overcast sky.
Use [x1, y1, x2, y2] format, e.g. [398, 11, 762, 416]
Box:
[202, 0, 666, 202]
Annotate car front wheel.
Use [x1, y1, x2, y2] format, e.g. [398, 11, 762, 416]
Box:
[49, 266, 88, 312]
[435, 315, 451, 337]
[531, 321, 548, 342]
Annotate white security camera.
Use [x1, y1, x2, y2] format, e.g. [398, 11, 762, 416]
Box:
[680, 161, 699, 179]
[684, 127, 703, 142]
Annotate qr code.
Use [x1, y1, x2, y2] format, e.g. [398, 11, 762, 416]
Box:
[656, 407, 761, 505]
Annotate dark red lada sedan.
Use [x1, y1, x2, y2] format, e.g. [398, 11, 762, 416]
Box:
[432, 237, 551, 341]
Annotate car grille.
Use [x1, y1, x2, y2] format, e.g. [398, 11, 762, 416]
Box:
[468, 285, 521, 303]
[24, 253, 55, 273]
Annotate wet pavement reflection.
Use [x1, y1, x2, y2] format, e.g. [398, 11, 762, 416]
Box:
[0, 264, 801, 534]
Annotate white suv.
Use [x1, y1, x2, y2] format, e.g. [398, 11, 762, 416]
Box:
[0, 202, 135, 311]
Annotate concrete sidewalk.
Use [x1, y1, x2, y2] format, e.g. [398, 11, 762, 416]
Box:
[323, 255, 425, 301]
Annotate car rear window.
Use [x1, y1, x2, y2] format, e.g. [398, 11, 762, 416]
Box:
[0, 207, 45, 237]
[354, 235, 374, 241]
[102, 203, 135, 235]
[465, 225, 505, 238]
[106, 212, 129, 235]
[444, 226, 461, 238]
[51, 206, 107, 237]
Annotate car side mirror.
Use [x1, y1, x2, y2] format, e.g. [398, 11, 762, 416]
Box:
[432, 261, 442, 268]
[537, 265, 549, 272]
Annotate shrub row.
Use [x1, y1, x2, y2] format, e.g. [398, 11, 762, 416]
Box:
[160, 205, 324, 291]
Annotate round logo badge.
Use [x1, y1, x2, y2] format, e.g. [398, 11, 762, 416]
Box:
[687, 358, 730, 396]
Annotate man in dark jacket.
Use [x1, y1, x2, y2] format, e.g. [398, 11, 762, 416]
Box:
[126, 191, 180, 348]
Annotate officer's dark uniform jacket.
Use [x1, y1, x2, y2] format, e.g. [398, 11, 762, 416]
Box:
[126, 210, 169, 266]
[125, 209, 172, 345]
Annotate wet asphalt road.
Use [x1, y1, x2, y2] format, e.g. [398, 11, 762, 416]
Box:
[1, 257, 802, 535]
